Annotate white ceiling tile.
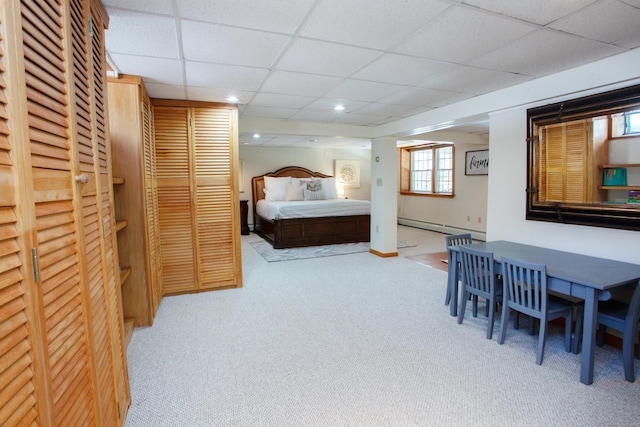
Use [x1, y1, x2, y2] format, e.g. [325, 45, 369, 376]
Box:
[394, 6, 536, 63]
[332, 112, 387, 126]
[549, 0, 640, 43]
[461, 0, 597, 26]
[186, 86, 255, 103]
[175, 0, 316, 34]
[351, 103, 417, 117]
[184, 62, 268, 91]
[302, 98, 368, 112]
[275, 39, 382, 77]
[324, 80, 406, 103]
[353, 54, 456, 86]
[105, 9, 179, 58]
[144, 82, 187, 100]
[300, 0, 451, 50]
[102, 0, 638, 147]
[469, 29, 626, 76]
[181, 20, 291, 67]
[613, 29, 640, 49]
[289, 110, 345, 123]
[377, 87, 470, 108]
[103, 0, 174, 14]
[249, 93, 315, 109]
[260, 71, 342, 97]
[110, 54, 184, 85]
[420, 65, 533, 95]
[241, 106, 299, 119]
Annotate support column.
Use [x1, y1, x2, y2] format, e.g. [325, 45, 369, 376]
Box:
[370, 137, 398, 257]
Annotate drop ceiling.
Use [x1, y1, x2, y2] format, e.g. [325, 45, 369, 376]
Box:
[102, 0, 640, 148]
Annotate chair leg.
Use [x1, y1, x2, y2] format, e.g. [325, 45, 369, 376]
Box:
[536, 320, 547, 365]
[498, 306, 510, 345]
[458, 290, 468, 325]
[445, 280, 451, 306]
[622, 339, 635, 382]
[472, 295, 478, 318]
[486, 298, 495, 340]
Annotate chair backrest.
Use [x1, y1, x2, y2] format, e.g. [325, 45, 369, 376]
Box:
[501, 256, 547, 319]
[445, 233, 472, 248]
[459, 246, 495, 296]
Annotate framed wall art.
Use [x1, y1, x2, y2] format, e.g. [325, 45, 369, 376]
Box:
[465, 150, 489, 175]
[335, 160, 360, 188]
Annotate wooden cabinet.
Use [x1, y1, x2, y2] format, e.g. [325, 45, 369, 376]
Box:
[152, 100, 242, 295]
[0, 0, 129, 425]
[108, 75, 164, 328]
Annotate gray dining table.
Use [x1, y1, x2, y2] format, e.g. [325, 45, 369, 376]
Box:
[446, 240, 640, 385]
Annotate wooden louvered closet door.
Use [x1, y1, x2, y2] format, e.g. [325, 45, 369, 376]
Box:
[153, 106, 197, 295]
[153, 101, 242, 295]
[0, 3, 42, 424]
[0, 0, 129, 425]
[142, 94, 164, 313]
[540, 120, 592, 203]
[192, 107, 240, 290]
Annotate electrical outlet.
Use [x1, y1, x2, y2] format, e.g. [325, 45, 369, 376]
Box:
[478, 217, 482, 223]
[467, 215, 470, 222]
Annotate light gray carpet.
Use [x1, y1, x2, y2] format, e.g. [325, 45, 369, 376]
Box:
[124, 226, 640, 427]
[247, 233, 415, 262]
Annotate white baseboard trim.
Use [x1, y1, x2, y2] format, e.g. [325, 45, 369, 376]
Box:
[398, 218, 486, 241]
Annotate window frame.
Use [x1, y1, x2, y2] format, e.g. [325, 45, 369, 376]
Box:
[400, 143, 455, 197]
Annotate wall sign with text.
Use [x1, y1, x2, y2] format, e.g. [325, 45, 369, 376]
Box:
[465, 150, 489, 175]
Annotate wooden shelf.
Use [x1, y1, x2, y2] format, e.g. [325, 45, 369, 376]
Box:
[599, 186, 640, 190]
[119, 266, 131, 286]
[113, 177, 125, 185]
[600, 164, 640, 168]
[123, 317, 134, 348]
[115, 220, 128, 232]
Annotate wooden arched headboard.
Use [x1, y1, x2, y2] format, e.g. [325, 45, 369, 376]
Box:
[251, 166, 330, 209]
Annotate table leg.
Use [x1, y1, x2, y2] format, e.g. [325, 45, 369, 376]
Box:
[448, 251, 459, 317]
[580, 287, 598, 385]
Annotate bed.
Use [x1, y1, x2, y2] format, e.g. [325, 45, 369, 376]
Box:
[252, 166, 371, 249]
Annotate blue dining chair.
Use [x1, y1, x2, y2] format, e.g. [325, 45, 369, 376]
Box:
[457, 246, 502, 339]
[444, 233, 472, 306]
[596, 280, 640, 382]
[498, 256, 579, 365]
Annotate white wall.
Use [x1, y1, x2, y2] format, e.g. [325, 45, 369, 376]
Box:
[398, 141, 489, 233]
[238, 145, 371, 226]
[487, 103, 639, 264]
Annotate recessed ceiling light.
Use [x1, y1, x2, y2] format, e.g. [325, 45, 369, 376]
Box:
[226, 96, 239, 103]
[334, 105, 345, 111]
[253, 133, 260, 139]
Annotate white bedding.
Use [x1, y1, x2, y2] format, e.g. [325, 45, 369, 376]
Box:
[256, 198, 371, 220]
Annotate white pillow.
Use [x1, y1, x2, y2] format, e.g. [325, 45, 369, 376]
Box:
[304, 189, 327, 200]
[285, 183, 305, 201]
[263, 176, 291, 201]
[321, 177, 338, 199]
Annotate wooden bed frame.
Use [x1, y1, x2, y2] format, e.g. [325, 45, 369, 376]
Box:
[252, 166, 370, 249]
